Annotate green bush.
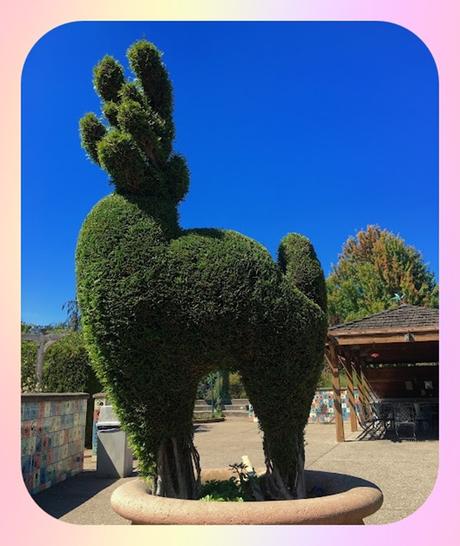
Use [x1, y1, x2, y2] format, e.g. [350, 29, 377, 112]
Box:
[229, 372, 247, 399]
[42, 332, 102, 447]
[21, 340, 38, 392]
[42, 332, 99, 392]
[76, 40, 327, 500]
[200, 464, 263, 502]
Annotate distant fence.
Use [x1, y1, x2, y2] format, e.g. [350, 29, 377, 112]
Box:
[21, 393, 88, 495]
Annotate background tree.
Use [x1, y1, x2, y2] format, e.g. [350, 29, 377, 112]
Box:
[327, 225, 438, 324]
[62, 299, 81, 331]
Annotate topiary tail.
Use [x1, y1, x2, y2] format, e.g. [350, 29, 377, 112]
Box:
[278, 233, 327, 312]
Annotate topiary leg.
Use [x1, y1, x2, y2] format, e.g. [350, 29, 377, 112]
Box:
[242, 371, 313, 500]
[262, 426, 307, 499]
[154, 433, 201, 498]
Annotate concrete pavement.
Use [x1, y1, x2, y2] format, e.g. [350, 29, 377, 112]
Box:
[32, 420, 438, 525]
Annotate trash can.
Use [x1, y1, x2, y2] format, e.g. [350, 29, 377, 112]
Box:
[96, 405, 133, 478]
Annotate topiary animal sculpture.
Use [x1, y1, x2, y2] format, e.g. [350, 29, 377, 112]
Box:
[77, 40, 327, 501]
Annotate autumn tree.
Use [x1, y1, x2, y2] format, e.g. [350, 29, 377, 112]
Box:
[327, 225, 438, 325]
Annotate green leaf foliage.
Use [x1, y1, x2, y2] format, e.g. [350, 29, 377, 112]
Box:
[229, 371, 247, 399]
[93, 55, 125, 102]
[21, 340, 38, 392]
[199, 479, 245, 502]
[42, 332, 102, 447]
[199, 464, 260, 501]
[327, 225, 438, 324]
[76, 40, 327, 499]
[42, 332, 101, 394]
[79, 113, 106, 165]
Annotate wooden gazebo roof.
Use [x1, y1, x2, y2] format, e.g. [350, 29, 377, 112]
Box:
[328, 304, 438, 364]
[329, 304, 438, 332]
[325, 305, 439, 441]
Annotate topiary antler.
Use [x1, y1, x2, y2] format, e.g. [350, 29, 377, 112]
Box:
[79, 41, 188, 200]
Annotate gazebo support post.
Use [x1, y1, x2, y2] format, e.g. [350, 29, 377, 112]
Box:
[342, 353, 358, 432]
[357, 357, 375, 417]
[326, 339, 345, 442]
[354, 357, 368, 422]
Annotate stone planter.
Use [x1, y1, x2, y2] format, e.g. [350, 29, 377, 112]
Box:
[111, 468, 383, 525]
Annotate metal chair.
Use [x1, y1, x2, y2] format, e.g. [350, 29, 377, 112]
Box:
[415, 402, 438, 438]
[356, 401, 394, 440]
[394, 403, 416, 441]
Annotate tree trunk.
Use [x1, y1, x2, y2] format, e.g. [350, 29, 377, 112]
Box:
[262, 430, 307, 500]
[153, 433, 201, 499]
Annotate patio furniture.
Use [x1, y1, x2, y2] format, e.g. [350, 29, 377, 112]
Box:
[394, 403, 416, 441]
[356, 400, 395, 440]
[326, 304, 438, 443]
[415, 402, 438, 438]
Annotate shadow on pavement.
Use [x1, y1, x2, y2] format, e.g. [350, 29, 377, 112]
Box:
[194, 424, 211, 433]
[33, 470, 137, 519]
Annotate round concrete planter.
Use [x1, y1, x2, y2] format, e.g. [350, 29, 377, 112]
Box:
[111, 468, 383, 525]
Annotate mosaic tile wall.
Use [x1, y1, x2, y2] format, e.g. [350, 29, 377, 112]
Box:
[308, 388, 359, 423]
[21, 394, 88, 495]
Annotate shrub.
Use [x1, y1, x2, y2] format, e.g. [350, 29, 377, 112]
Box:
[199, 464, 260, 502]
[229, 372, 247, 399]
[76, 40, 327, 500]
[42, 332, 102, 446]
[21, 340, 38, 392]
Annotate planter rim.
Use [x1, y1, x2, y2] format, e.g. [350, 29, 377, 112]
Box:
[111, 469, 383, 525]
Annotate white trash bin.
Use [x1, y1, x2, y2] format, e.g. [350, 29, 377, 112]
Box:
[96, 405, 133, 478]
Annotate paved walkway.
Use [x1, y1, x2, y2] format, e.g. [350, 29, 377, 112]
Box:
[32, 420, 438, 525]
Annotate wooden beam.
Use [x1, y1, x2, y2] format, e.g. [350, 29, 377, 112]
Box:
[331, 332, 438, 346]
[341, 353, 358, 432]
[353, 357, 364, 422]
[325, 340, 345, 442]
[354, 357, 371, 423]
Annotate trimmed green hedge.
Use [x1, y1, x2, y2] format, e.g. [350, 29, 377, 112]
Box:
[76, 40, 327, 500]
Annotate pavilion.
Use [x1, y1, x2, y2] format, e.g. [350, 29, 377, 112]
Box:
[325, 304, 439, 442]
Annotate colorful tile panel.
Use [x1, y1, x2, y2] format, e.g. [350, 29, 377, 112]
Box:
[308, 388, 359, 423]
[21, 396, 87, 495]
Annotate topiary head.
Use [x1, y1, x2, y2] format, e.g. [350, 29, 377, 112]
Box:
[79, 40, 189, 204]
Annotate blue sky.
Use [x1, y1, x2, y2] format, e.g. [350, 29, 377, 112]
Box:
[22, 22, 438, 325]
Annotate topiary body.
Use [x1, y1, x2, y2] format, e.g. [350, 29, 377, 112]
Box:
[77, 40, 327, 500]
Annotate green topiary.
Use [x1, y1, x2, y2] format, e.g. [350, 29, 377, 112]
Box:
[76, 39, 327, 500]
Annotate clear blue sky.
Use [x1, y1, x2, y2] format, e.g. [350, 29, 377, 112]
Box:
[22, 22, 438, 326]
